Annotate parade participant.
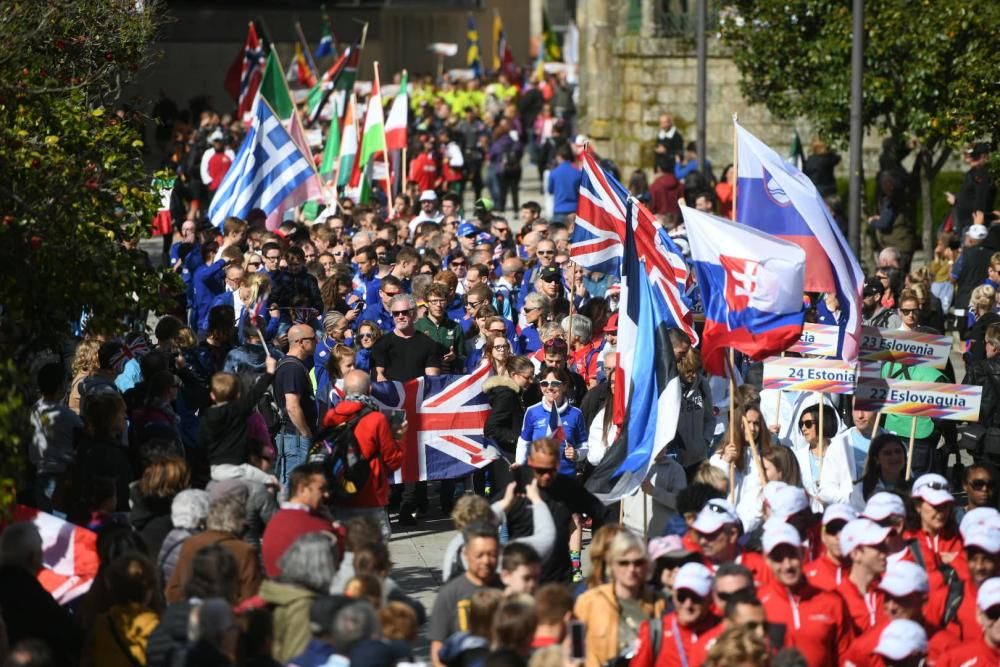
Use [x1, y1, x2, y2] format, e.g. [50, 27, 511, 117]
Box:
[837, 518, 891, 633]
[691, 498, 771, 586]
[906, 474, 962, 573]
[935, 577, 1000, 666]
[805, 503, 858, 592]
[819, 407, 882, 506]
[710, 402, 771, 532]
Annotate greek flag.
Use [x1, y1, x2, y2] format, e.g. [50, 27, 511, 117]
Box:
[208, 99, 316, 228]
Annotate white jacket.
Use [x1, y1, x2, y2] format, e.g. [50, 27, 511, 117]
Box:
[709, 449, 766, 533]
[817, 428, 884, 507]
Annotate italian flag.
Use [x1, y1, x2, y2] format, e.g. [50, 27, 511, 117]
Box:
[357, 62, 390, 204]
[336, 94, 359, 190]
[385, 70, 409, 152]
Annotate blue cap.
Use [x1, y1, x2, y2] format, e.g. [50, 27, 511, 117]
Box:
[457, 221, 478, 238]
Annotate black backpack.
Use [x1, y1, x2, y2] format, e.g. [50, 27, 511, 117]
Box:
[501, 146, 521, 175]
[258, 357, 302, 436]
[308, 406, 375, 501]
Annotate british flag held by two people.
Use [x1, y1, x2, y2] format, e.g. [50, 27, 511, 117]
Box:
[370, 362, 498, 483]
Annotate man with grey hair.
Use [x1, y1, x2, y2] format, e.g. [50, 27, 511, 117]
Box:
[165, 489, 261, 604]
[185, 598, 239, 664]
[323, 370, 406, 539]
[372, 294, 442, 382]
[0, 523, 81, 664]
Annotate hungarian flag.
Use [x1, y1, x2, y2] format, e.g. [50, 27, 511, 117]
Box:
[357, 66, 390, 204]
[320, 113, 341, 183]
[337, 94, 359, 190]
[12, 505, 99, 605]
[385, 70, 409, 152]
[223, 22, 266, 120]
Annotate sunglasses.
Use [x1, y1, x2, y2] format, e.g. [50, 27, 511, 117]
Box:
[537, 250, 555, 256]
[616, 558, 646, 568]
[451, 260, 467, 267]
[986, 605, 1000, 622]
[383, 291, 401, 298]
[392, 310, 413, 317]
[539, 380, 563, 388]
[824, 520, 848, 536]
[716, 587, 753, 603]
[467, 300, 484, 309]
[969, 479, 995, 491]
[530, 465, 556, 475]
[333, 251, 347, 256]
[799, 419, 816, 429]
[899, 308, 919, 315]
[248, 261, 262, 267]
[359, 333, 375, 339]
[675, 590, 705, 604]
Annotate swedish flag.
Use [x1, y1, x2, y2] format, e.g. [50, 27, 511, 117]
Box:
[466, 14, 482, 77]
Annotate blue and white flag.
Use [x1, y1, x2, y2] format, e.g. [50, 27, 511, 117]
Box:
[586, 200, 682, 503]
[208, 99, 317, 229]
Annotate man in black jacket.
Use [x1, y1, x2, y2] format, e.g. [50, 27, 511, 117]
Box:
[950, 142, 998, 237]
[506, 437, 609, 583]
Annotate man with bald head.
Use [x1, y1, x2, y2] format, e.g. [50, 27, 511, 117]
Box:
[274, 323, 319, 487]
[322, 370, 407, 539]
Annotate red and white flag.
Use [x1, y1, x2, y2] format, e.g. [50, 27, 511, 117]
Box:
[11, 505, 100, 605]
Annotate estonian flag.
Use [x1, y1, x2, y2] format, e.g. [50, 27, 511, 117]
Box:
[586, 200, 682, 503]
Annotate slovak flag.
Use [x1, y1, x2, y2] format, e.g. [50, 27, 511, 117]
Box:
[682, 205, 806, 377]
[735, 122, 863, 361]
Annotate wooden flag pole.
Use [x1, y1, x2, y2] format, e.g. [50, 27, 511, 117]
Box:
[905, 416, 917, 480]
[294, 20, 321, 82]
[817, 393, 826, 479]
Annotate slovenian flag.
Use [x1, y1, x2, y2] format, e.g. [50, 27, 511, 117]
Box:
[683, 205, 806, 377]
[735, 122, 863, 361]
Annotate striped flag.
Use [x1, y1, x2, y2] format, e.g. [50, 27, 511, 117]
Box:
[586, 200, 682, 503]
[337, 94, 359, 190]
[223, 22, 266, 121]
[385, 70, 409, 151]
[208, 99, 319, 230]
[291, 42, 316, 88]
[13, 505, 99, 605]
[306, 45, 358, 127]
[358, 64, 390, 204]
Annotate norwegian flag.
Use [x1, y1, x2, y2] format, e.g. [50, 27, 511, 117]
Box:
[11, 505, 100, 605]
[223, 23, 266, 120]
[572, 149, 699, 345]
[370, 363, 497, 483]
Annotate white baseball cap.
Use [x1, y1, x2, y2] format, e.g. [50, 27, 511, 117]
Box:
[978, 577, 1000, 611]
[823, 503, 859, 526]
[965, 524, 1000, 555]
[911, 474, 954, 507]
[967, 224, 989, 240]
[208, 129, 224, 142]
[762, 520, 802, 556]
[878, 560, 929, 597]
[768, 485, 809, 519]
[862, 492, 907, 522]
[419, 190, 438, 202]
[960, 507, 1000, 539]
[692, 498, 740, 535]
[874, 619, 927, 660]
[673, 562, 713, 598]
[839, 518, 891, 555]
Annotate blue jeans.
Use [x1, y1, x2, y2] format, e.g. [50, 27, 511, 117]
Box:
[275, 432, 310, 489]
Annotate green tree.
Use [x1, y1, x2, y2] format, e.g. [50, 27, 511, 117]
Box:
[720, 0, 1000, 256]
[0, 1, 173, 513]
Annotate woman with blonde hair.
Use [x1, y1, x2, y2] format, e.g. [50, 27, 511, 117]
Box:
[574, 530, 665, 667]
[69, 338, 101, 414]
[703, 625, 771, 667]
[583, 523, 625, 589]
[964, 283, 1000, 362]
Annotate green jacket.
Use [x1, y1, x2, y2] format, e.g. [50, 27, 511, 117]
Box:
[258, 579, 315, 663]
[881, 362, 947, 439]
[416, 315, 465, 373]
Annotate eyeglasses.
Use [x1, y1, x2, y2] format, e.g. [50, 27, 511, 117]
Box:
[265, 255, 280, 261]
[969, 479, 995, 491]
[333, 251, 347, 256]
[493, 344, 510, 351]
[539, 380, 563, 388]
[467, 300, 484, 310]
[392, 310, 413, 317]
[359, 332, 375, 339]
[537, 250, 555, 256]
[799, 419, 816, 430]
[616, 558, 646, 568]
[899, 308, 919, 315]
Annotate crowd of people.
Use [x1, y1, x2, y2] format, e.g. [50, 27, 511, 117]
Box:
[7, 62, 1000, 667]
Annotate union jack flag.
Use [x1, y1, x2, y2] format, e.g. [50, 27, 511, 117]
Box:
[370, 363, 497, 483]
[572, 149, 699, 345]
